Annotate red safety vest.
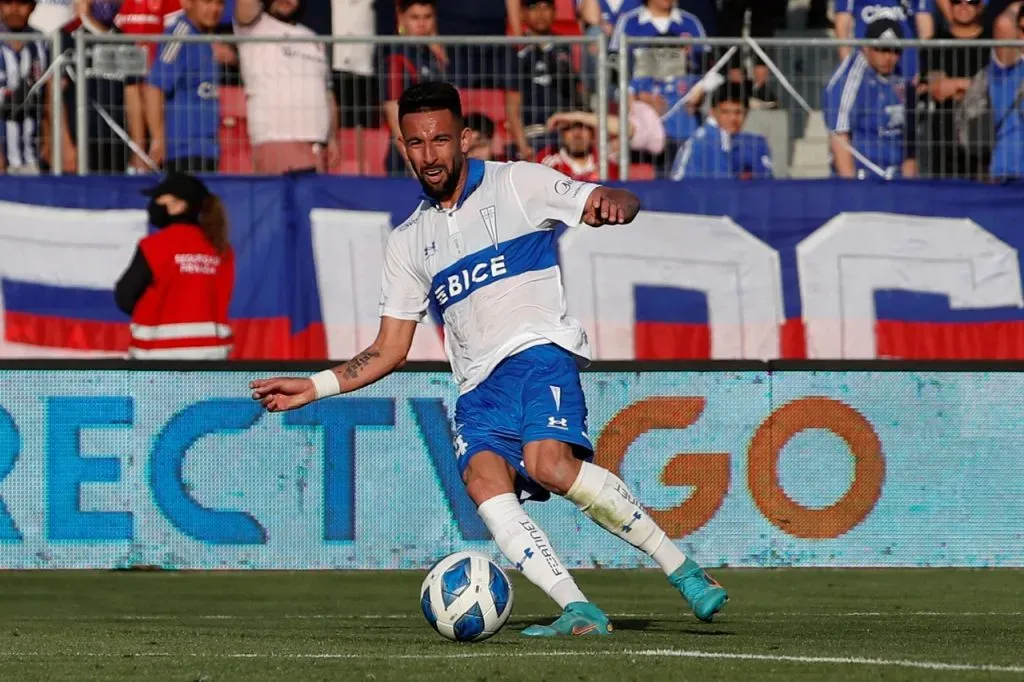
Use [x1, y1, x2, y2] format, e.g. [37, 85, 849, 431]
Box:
[130, 223, 235, 359]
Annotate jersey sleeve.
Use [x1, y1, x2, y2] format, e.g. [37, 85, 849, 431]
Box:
[628, 75, 653, 95]
[147, 38, 182, 94]
[670, 129, 709, 180]
[824, 65, 859, 134]
[836, 0, 854, 14]
[508, 161, 599, 228]
[379, 226, 430, 322]
[752, 137, 773, 178]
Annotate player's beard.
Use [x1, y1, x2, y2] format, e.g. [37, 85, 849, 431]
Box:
[416, 156, 464, 204]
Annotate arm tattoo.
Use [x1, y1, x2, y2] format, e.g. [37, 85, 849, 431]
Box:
[342, 349, 381, 380]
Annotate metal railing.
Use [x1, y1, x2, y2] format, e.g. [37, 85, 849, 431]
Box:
[2, 31, 1023, 182]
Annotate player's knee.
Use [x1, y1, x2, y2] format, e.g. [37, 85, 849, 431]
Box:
[462, 452, 516, 506]
[524, 441, 581, 496]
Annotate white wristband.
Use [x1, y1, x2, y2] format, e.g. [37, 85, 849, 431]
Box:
[310, 370, 341, 400]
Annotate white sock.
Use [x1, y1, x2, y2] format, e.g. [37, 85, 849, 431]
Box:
[565, 462, 687, 576]
[477, 493, 588, 609]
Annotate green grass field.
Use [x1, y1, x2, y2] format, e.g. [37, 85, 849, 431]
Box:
[0, 570, 1021, 681]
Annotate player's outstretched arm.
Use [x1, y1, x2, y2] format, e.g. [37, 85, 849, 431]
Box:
[249, 316, 417, 412]
[581, 186, 641, 228]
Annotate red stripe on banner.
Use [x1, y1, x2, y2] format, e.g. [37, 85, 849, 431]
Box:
[634, 321, 711, 359]
[230, 318, 292, 359]
[780, 318, 807, 359]
[4, 312, 129, 352]
[876, 321, 1024, 359]
[290, 322, 328, 360]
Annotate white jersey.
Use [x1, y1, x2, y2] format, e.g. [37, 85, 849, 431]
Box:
[380, 159, 599, 394]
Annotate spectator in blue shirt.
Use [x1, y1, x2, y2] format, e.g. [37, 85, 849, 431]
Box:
[629, 72, 703, 144]
[611, 0, 707, 75]
[835, 0, 935, 80]
[144, 0, 225, 173]
[670, 82, 773, 179]
[579, 0, 643, 31]
[988, 5, 1024, 180]
[824, 18, 917, 179]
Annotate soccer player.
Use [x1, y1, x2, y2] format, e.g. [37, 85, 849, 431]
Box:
[250, 81, 728, 637]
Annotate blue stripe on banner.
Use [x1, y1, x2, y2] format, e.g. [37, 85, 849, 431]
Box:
[429, 231, 558, 316]
[1, 280, 127, 323]
[874, 290, 1024, 323]
[634, 285, 709, 324]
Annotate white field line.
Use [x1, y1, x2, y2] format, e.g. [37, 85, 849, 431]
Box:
[0, 649, 1021, 674]
[3, 611, 1021, 621]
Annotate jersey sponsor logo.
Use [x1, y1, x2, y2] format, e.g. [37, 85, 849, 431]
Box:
[554, 178, 573, 195]
[860, 5, 908, 23]
[432, 255, 508, 307]
[428, 230, 559, 314]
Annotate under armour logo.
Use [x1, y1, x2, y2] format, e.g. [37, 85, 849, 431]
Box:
[547, 416, 568, 430]
[621, 511, 642, 534]
[424, 241, 437, 259]
[515, 547, 534, 571]
[453, 434, 468, 457]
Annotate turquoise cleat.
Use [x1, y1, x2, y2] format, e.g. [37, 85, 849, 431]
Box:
[668, 557, 729, 623]
[520, 602, 614, 638]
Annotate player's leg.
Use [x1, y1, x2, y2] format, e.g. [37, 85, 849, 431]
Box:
[463, 451, 588, 609]
[522, 440, 727, 622]
[461, 450, 612, 637]
[519, 346, 727, 622]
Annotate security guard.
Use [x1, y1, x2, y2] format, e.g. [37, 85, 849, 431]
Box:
[115, 173, 235, 359]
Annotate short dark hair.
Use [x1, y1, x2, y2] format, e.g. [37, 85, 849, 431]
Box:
[712, 82, 750, 109]
[398, 0, 436, 12]
[398, 81, 464, 124]
[465, 113, 496, 140]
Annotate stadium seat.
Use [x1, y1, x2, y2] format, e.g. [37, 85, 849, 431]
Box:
[554, 0, 577, 22]
[218, 123, 254, 175]
[219, 85, 247, 124]
[553, 18, 582, 36]
[332, 127, 391, 177]
[460, 89, 508, 128]
[629, 163, 656, 180]
[218, 86, 252, 175]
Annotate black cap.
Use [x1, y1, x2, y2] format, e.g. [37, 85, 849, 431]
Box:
[141, 172, 210, 208]
[864, 18, 904, 41]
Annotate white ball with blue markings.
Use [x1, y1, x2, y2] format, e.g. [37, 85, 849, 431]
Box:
[420, 551, 514, 642]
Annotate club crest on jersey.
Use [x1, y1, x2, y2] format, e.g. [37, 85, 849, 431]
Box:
[480, 206, 498, 248]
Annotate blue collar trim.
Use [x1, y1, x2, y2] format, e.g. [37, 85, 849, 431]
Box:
[420, 159, 486, 210]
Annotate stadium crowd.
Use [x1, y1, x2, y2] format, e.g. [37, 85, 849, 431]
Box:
[0, 0, 1022, 181]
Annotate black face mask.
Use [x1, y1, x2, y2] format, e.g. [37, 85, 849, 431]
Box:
[148, 198, 199, 228]
[147, 198, 174, 228]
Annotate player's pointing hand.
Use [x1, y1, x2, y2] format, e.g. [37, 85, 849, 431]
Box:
[581, 187, 641, 228]
[250, 377, 316, 412]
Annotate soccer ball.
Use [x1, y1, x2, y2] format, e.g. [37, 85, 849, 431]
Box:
[420, 551, 514, 642]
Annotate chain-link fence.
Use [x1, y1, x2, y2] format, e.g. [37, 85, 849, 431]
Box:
[3, 30, 1023, 182]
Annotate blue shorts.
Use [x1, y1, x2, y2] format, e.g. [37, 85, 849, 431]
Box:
[453, 344, 594, 501]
